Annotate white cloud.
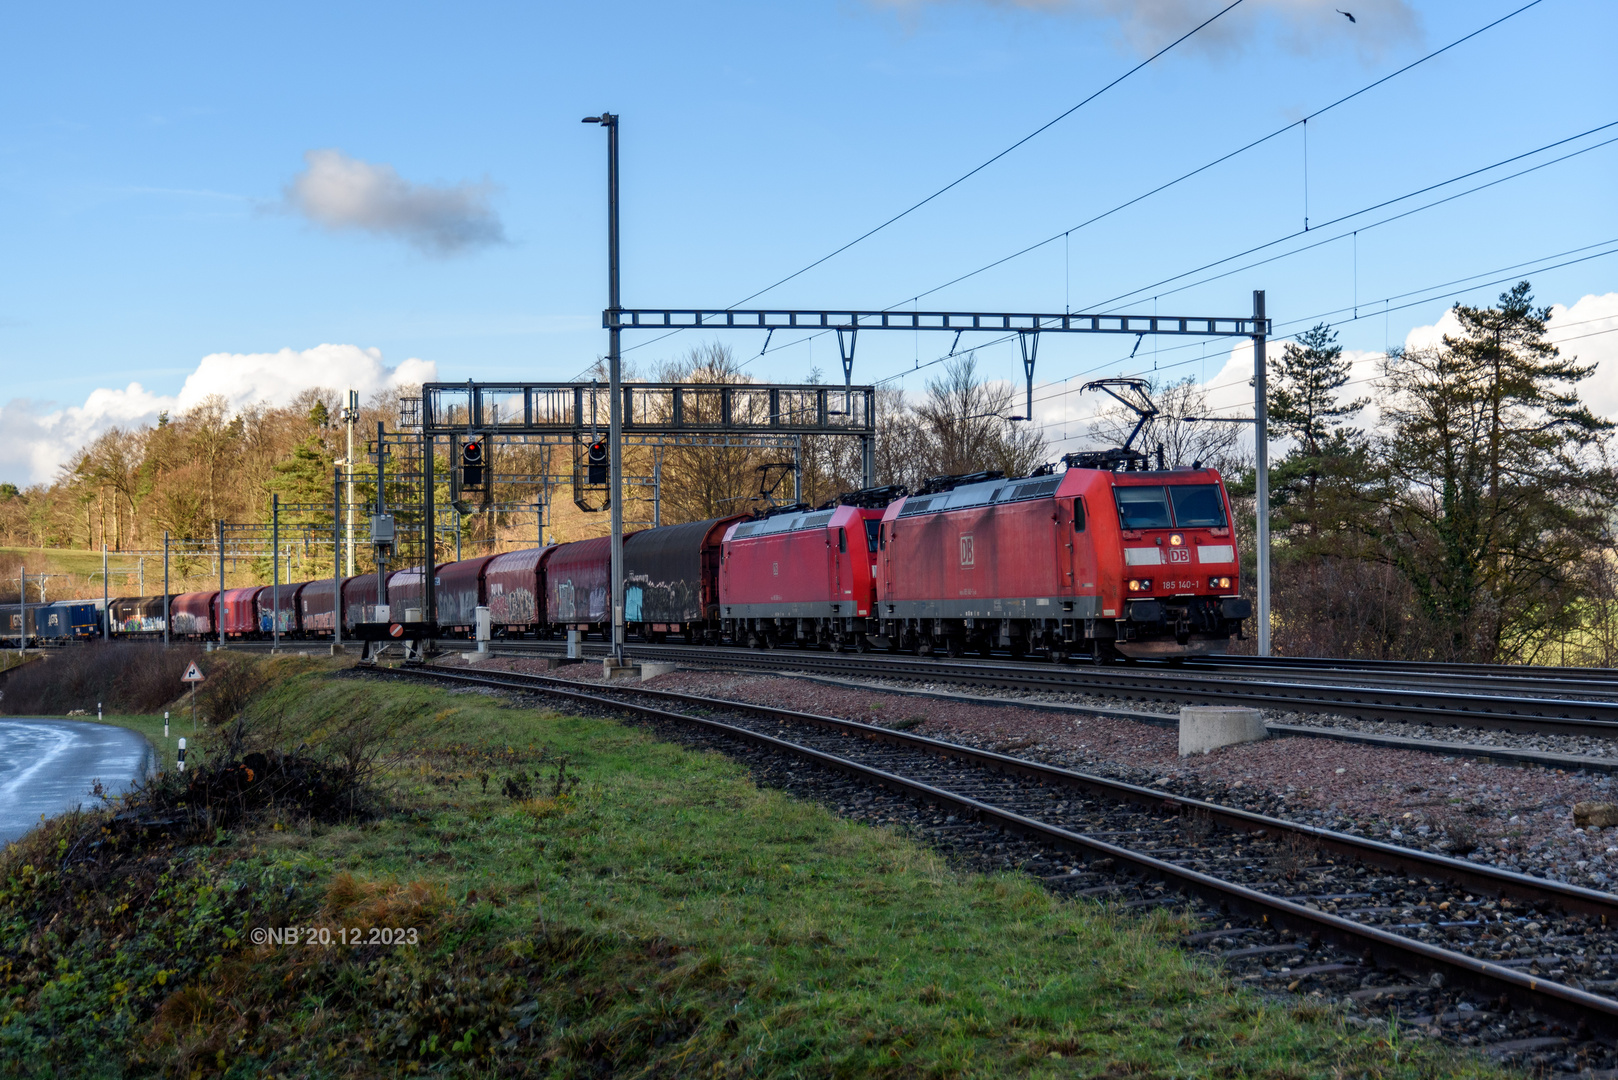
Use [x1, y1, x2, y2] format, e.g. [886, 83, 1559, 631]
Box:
[1401, 292, 1618, 419]
[872, 0, 1419, 58]
[282, 149, 505, 255]
[1015, 292, 1618, 466]
[0, 344, 437, 486]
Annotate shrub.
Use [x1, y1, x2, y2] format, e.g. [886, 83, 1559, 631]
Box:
[0, 642, 202, 716]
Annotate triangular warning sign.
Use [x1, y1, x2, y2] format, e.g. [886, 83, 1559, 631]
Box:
[181, 662, 205, 683]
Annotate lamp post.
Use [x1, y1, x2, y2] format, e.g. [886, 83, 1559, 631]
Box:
[583, 111, 625, 662]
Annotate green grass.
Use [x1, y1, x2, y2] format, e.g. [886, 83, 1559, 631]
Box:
[0, 669, 1508, 1078]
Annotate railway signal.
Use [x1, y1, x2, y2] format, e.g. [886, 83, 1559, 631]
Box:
[587, 439, 608, 485]
[461, 440, 485, 490]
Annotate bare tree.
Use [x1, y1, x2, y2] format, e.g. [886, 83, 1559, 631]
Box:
[650, 342, 770, 522]
[910, 355, 1047, 482]
[1085, 376, 1245, 473]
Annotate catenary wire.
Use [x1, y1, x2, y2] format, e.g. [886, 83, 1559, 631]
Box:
[656, 120, 1615, 378]
[882, 0, 1549, 312]
[622, 3, 1552, 368]
[873, 238, 1618, 443]
[1085, 122, 1618, 313]
[725, 0, 1250, 311]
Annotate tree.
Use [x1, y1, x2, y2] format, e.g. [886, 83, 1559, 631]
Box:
[652, 342, 771, 522]
[1269, 324, 1366, 456]
[909, 355, 1047, 483]
[1369, 282, 1617, 661]
[1267, 323, 1370, 528]
[1087, 375, 1246, 474]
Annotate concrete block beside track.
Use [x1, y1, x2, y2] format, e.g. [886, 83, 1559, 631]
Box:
[1179, 706, 1267, 756]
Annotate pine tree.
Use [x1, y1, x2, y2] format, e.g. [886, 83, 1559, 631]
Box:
[1269, 323, 1365, 455]
[1266, 323, 1369, 536]
[1373, 282, 1617, 660]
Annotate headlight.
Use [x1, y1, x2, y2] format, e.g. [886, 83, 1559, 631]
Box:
[1169, 533, 1183, 546]
[1128, 578, 1152, 592]
[1208, 576, 1232, 590]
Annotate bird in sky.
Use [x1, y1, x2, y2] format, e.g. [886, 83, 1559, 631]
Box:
[1336, 9, 1357, 21]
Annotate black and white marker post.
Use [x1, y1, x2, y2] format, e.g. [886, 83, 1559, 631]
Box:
[177, 737, 186, 773]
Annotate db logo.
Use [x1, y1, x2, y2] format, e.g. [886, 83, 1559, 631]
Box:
[1168, 548, 1190, 564]
[959, 535, 975, 567]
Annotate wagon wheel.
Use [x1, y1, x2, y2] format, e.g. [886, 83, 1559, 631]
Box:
[944, 637, 964, 659]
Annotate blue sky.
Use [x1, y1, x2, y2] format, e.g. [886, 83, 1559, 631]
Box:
[3, 0, 1615, 483]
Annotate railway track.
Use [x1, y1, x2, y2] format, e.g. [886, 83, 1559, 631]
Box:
[380, 660, 1618, 1064]
[491, 641, 1618, 738]
[226, 631, 1618, 741]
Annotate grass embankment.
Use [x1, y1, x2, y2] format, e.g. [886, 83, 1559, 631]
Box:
[1, 666, 1505, 1078]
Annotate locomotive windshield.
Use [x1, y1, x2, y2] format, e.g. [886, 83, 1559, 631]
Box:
[1168, 484, 1226, 527]
[1115, 487, 1172, 529]
[1115, 484, 1227, 529]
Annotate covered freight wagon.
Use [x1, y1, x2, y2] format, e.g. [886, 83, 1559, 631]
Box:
[341, 579, 391, 628]
[219, 587, 263, 638]
[546, 535, 638, 632]
[257, 581, 305, 635]
[3, 605, 38, 646]
[169, 592, 217, 637]
[435, 554, 500, 633]
[109, 595, 167, 635]
[624, 515, 747, 641]
[299, 578, 346, 635]
[35, 600, 104, 643]
[483, 547, 555, 633]
[386, 566, 438, 623]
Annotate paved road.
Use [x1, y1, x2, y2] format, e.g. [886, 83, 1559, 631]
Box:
[0, 719, 154, 846]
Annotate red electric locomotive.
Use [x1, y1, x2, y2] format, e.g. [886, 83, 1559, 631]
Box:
[875, 460, 1248, 661]
[718, 488, 900, 649]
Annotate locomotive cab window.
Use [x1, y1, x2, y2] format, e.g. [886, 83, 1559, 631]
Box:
[1167, 484, 1226, 528]
[838, 527, 848, 553]
[1115, 486, 1172, 530]
[1072, 498, 1086, 532]
[865, 519, 880, 553]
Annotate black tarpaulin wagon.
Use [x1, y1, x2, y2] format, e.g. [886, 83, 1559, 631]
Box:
[623, 515, 748, 641]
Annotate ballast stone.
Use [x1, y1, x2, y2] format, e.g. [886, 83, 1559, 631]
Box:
[1178, 706, 1267, 757]
[1574, 801, 1618, 828]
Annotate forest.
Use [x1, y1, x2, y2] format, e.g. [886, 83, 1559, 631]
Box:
[3, 282, 1614, 665]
